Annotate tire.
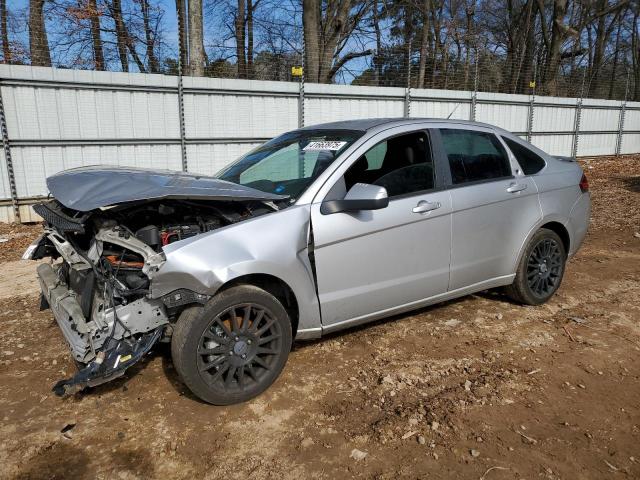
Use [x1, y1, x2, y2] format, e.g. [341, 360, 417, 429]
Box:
[171, 285, 292, 405]
[505, 228, 567, 305]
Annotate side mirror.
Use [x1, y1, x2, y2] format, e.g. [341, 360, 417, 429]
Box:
[321, 183, 389, 215]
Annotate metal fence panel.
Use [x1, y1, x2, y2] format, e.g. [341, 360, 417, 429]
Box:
[0, 64, 637, 222]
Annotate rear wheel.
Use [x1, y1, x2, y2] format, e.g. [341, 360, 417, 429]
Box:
[506, 228, 566, 305]
[171, 285, 292, 405]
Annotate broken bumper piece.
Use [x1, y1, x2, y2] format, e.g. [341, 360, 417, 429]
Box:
[53, 327, 163, 396]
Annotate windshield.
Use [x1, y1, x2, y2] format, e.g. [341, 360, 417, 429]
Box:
[216, 129, 364, 201]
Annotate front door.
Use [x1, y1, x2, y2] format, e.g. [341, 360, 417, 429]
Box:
[310, 129, 452, 328]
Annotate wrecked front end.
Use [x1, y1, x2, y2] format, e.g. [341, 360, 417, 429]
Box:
[27, 167, 287, 396]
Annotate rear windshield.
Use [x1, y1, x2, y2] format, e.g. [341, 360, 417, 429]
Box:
[216, 129, 364, 201]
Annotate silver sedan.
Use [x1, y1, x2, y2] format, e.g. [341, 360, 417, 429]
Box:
[28, 118, 590, 404]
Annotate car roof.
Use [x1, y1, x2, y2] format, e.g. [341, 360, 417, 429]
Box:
[299, 117, 508, 134]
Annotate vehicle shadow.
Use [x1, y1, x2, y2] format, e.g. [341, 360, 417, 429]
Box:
[619, 175, 640, 193]
[291, 288, 515, 353]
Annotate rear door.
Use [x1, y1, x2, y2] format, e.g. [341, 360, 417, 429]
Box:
[310, 127, 452, 328]
[434, 127, 542, 290]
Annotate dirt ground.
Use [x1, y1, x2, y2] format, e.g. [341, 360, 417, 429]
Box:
[0, 156, 638, 480]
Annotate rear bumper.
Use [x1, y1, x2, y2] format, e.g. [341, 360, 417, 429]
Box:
[37, 263, 94, 363]
[567, 192, 591, 257]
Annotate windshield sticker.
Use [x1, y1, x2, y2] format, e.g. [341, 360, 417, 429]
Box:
[303, 141, 347, 151]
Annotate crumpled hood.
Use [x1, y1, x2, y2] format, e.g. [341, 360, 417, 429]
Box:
[47, 166, 287, 211]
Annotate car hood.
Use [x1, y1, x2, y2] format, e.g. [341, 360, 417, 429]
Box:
[46, 166, 288, 211]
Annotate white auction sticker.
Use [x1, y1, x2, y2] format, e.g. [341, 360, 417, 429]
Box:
[303, 141, 347, 151]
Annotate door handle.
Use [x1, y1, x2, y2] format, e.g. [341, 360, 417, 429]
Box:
[412, 200, 441, 214]
[507, 183, 528, 193]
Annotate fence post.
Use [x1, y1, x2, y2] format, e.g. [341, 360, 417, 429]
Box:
[298, 40, 305, 128]
[0, 80, 20, 223]
[615, 72, 630, 157]
[176, 0, 188, 172]
[470, 52, 479, 121]
[526, 55, 538, 143]
[404, 39, 412, 118]
[571, 69, 586, 159]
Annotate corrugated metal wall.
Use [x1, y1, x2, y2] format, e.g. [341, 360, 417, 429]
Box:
[1, 64, 638, 222]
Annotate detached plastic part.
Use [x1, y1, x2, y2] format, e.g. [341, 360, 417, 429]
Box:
[52, 327, 163, 397]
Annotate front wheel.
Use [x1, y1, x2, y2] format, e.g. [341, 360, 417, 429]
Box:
[171, 285, 292, 405]
[505, 228, 566, 305]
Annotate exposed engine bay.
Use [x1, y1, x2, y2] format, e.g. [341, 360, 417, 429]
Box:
[29, 197, 280, 395]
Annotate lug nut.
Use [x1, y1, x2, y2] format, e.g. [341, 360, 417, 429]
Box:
[241, 354, 247, 359]
[247, 339, 252, 345]
[229, 351, 234, 355]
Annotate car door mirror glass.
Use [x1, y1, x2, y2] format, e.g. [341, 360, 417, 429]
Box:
[321, 183, 389, 215]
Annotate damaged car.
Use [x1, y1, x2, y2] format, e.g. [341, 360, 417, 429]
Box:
[25, 118, 590, 405]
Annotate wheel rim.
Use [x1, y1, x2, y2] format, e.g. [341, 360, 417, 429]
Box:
[526, 238, 563, 297]
[197, 303, 282, 392]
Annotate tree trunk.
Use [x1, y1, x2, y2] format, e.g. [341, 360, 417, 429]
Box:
[1, 0, 11, 63]
[141, 0, 159, 72]
[542, 0, 569, 95]
[373, 0, 383, 85]
[29, 0, 51, 66]
[247, 0, 253, 78]
[176, 0, 188, 71]
[403, 3, 414, 88]
[417, 0, 429, 89]
[188, 0, 205, 76]
[608, 12, 623, 99]
[88, 0, 104, 70]
[302, 0, 320, 83]
[236, 0, 246, 78]
[589, 0, 608, 96]
[111, 0, 129, 71]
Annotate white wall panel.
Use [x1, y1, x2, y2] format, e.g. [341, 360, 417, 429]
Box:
[577, 134, 618, 157]
[186, 143, 260, 176]
[620, 133, 640, 155]
[4, 86, 179, 140]
[0, 150, 9, 199]
[183, 93, 297, 139]
[410, 100, 470, 120]
[580, 107, 621, 132]
[10, 145, 182, 197]
[304, 97, 404, 125]
[529, 135, 574, 157]
[534, 105, 576, 132]
[475, 102, 529, 132]
[624, 108, 640, 131]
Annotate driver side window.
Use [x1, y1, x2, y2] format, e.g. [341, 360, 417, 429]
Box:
[343, 131, 434, 197]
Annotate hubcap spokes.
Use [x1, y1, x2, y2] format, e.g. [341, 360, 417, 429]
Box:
[526, 238, 563, 297]
[198, 304, 282, 391]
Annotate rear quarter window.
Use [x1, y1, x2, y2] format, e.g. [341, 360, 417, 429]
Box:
[502, 137, 546, 175]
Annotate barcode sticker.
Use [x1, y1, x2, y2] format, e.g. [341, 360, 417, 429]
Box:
[303, 141, 347, 151]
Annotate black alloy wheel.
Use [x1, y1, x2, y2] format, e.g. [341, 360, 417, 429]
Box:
[171, 285, 292, 405]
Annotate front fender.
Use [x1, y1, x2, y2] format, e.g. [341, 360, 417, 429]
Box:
[150, 205, 322, 337]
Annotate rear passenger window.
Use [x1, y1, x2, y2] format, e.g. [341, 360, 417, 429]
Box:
[440, 129, 512, 185]
[502, 137, 546, 175]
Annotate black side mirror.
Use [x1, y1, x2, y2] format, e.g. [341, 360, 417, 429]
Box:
[321, 183, 389, 215]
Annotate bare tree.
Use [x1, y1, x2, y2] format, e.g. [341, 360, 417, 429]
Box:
[302, 0, 372, 83]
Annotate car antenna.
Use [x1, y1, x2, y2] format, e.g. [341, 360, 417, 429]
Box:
[446, 103, 461, 119]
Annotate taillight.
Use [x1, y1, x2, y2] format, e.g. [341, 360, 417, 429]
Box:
[579, 173, 589, 193]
